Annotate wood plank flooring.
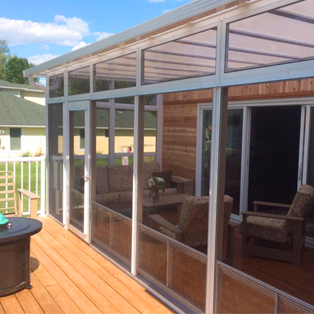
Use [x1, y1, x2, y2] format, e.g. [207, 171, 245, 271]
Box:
[0, 217, 174, 314]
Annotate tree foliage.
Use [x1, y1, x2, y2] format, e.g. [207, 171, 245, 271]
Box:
[0, 40, 37, 85]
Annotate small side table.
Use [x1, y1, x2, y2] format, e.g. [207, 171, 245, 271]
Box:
[0, 217, 42, 296]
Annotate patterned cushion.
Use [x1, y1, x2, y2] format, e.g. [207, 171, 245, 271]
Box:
[162, 188, 177, 196]
[244, 216, 289, 244]
[177, 196, 233, 247]
[96, 167, 109, 194]
[108, 165, 133, 192]
[287, 184, 314, 233]
[96, 193, 120, 206]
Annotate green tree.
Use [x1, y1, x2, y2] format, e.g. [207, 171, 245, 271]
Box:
[3, 55, 36, 85]
[0, 40, 38, 85]
[0, 40, 10, 80]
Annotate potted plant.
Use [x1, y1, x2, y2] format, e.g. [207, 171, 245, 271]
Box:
[148, 177, 165, 202]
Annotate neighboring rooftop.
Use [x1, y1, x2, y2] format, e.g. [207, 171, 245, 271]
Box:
[0, 79, 43, 93]
[0, 91, 45, 127]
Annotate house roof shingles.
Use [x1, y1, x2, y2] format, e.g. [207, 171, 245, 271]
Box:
[0, 91, 45, 127]
[0, 79, 42, 92]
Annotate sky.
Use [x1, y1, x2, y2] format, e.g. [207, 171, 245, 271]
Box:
[0, 0, 193, 66]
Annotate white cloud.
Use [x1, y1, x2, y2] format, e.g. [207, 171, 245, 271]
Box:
[0, 15, 89, 46]
[148, 0, 165, 3]
[28, 54, 59, 65]
[94, 32, 114, 41]
[72, 41, 90, 51]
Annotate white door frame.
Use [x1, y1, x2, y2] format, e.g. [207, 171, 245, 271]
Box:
[65, 100, 91, 242]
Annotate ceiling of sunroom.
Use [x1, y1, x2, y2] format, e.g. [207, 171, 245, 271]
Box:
[226, 0, 314, 72]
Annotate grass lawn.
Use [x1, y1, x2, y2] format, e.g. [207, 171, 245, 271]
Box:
[0, 162, 42, 215]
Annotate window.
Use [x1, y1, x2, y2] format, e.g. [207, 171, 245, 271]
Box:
[225, 0, 314, 72]
[94, 53, 136, 92]
[69, 66, 90, 95]
[79, 129, 85, 149]
[10, 128, 21, 150]
[49, 74, 64, 98]
[142, 28, 217, 85]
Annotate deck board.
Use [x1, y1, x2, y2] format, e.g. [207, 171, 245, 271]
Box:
[0, 217, 173, 314]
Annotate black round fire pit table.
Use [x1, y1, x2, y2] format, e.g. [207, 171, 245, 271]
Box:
[0, 217, 42, 296]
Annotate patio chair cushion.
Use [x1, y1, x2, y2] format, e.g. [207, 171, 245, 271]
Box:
[96, 192, 120, 206]
[286, 184, 314, 233]
[96, 167, 109, 194]
[178, 196, 209, 247]
[108, 165, 133, 192]
[244, 216, 289, 244]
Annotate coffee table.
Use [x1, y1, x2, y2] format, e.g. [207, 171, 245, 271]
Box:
[142, 194, 189, 214]
[0, 217, 42, 296]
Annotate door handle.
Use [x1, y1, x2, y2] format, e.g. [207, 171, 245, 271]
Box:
[81, 176, 90, 181]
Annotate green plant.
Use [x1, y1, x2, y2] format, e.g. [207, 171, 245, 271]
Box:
[20, 151, 32, 157]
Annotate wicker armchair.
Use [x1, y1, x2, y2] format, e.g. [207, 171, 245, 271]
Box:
[150, 195, 236, 265]
[240, 185, 314, 265]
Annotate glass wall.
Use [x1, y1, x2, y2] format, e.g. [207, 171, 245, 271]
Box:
[226, 0, 314, 72]
[90, 96, 158, 272]
[49, 74, 64, 98]
[69, 66, 90, 95]
[94, 53, 136, 92]
[142, 28, 217, 85]
[48, 103, 63, 222]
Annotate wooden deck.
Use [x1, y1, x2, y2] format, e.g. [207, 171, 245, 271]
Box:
[0, 217, 174, 314]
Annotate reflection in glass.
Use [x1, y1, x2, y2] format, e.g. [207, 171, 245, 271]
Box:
[69, 66, 90, 95]
[49, 74, 64, 98]
[201, 109, 243, 215]
[94, 53, 136, 92]
[48, 103, 63, 222]
[226, 0, 314, 72]
[143, 29, 217, 84]
[69, 110, 85, 231]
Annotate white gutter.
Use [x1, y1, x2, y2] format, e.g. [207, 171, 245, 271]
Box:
[24, 0, 243, 77]
[0, 85, 43, 93]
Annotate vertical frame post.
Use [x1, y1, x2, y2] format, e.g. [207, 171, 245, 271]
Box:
[131, 95, 145, 276]
[205, 87, 229, 314]
[40, 156, 45, 216]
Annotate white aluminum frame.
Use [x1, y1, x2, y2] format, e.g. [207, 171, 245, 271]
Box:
[31, 0, 314, 312]
[65, 100, 91, 242]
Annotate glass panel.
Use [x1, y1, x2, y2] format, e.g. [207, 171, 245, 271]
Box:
[306, 107, 314, 239]
[94, 53, 136, 92]
[91, 202, 132, 267]
[201, 109, 243, 215]
[143, 28, 217, 85]
[69, 66, 90, 95]
[69, 110, 85, 231]
[115, 109, 134, 154]
[226, 1, 314, 72]
[144, 111, 157, 154]
[201, 110, 212, 196]
[49, 74, 64, 98]
[216, 263, 276, 314]
[138, 225, 207, 312]
[48, 104, 63, 222]
[10, 128, 21, 151]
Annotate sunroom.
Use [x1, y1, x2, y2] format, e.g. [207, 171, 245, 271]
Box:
[25, 0, 314, 313]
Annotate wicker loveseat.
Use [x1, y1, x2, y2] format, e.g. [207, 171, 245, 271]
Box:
[76, 163, 193, 206]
